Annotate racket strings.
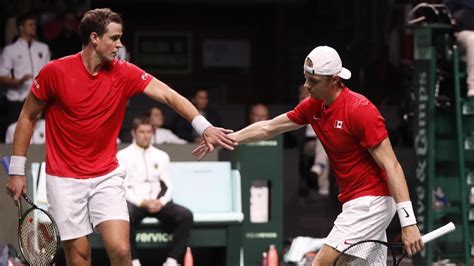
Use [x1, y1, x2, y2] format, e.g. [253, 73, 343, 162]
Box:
[336, 241, 396, 266]
[19, 209, 58, 265]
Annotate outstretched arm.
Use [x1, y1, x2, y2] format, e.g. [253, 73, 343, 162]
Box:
[143, 78, 237, 151]
[193, 113, 304, 159]
[231, 113, 304, 143]
[369, 138, 423, 256]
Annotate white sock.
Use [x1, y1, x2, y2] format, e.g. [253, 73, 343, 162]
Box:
[132, 259, 142, 266]
[164, 257, 178, 266]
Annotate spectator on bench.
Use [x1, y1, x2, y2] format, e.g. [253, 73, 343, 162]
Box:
[149, 106, 187, 144]
[5, 111, 45, 144]
[117, 117, 193, 266]
[247, 103, 269, 124]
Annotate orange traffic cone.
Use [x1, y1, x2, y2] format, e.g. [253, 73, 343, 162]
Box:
[183, 247, 193, 266]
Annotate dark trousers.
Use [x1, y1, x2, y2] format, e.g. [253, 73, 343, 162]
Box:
[127, 201, 193, 262]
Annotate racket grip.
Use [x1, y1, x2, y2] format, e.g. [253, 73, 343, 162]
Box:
[421, 222, 456, 244]
[1, 156, 9, 174]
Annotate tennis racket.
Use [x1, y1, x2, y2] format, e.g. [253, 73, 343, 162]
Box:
[333, 222, 456, 266]
[2, 156, 60, 266]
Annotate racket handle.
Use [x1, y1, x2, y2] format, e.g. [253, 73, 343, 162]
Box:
[421, 222, 456, 244]
[1, 156, 9, 174]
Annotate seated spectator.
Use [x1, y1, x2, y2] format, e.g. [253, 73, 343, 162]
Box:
[248, 103, 269, 124]
[5, 112, 45, 144]
[149, 106, 187, 144]
[117, 117, 193, 266]
[173, 89, 222, 143]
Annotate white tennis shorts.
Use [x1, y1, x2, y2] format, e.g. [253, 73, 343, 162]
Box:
[324, 196, 396, 251]
[46, 166, 129, 241]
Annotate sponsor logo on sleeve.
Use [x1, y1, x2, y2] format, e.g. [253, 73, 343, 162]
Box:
[34, 79, 40, 89]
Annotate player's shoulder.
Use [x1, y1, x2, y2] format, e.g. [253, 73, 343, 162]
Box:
[111, 58, 132, 70]
[344, 88, 381, 122]
[47, 53, 79, 70]
[345, 88, 376, 110]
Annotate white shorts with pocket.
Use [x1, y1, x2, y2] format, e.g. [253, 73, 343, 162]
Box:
[46, 166, 129, 241]
[324, 196, 396, 252]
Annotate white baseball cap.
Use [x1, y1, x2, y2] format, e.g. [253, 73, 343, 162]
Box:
[303, 46, 351, 80]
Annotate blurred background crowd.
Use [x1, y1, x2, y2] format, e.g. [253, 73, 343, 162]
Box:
[0, 0, 435, 147]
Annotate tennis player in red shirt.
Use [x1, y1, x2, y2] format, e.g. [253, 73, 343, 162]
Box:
[193, 45, 423, 265]
[6, 8, 236, 266]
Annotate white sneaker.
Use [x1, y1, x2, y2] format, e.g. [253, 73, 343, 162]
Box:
[163, 257, 179, 266]
[132, 259, 142, 266]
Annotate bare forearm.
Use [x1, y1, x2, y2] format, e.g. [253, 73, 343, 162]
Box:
[232, 114, 304, 144]
[385, 163, 411, 203]
[12, 114, 37, 156]
[0, 76, 20, 87]
[231, 121, 273, 144]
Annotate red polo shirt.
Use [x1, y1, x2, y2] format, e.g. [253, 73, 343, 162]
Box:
[31, 53, 152, 178]
[287, 87, 390, 203]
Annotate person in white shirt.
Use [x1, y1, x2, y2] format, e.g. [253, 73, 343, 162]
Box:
[0, 13, 50, 126]
[5, 113, 45, 144]
[117, 117, 193, 266]
[149, 106, 187, 144]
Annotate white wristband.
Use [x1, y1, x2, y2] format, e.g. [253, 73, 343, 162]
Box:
[9, 156, 27, 176]
[397, 201, 417, 227]
[191, 115, 212, 136]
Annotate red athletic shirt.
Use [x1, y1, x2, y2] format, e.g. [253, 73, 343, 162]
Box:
[287, 87, 390, 203]
[31, 53, 152, 178]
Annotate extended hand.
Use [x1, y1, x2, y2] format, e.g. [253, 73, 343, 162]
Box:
[401, 224, 423, 256]
[192, 142, 211, 160]
[202, 127, 237, 152]
[6, 175, 26, 202]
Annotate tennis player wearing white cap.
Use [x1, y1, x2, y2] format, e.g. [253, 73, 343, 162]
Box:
[193, 45, 423, 265]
